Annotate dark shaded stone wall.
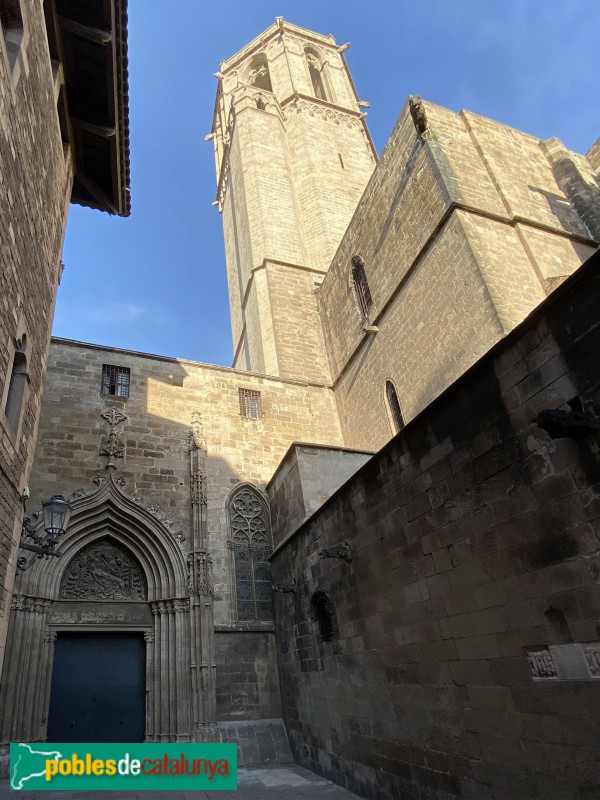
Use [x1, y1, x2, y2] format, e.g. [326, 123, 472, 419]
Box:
[271, 251, 600, 800]
[0, 0, 74, 670]
[215, 631, 282, 721]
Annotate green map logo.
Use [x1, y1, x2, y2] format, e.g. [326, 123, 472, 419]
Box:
[10, 742, 237, 791]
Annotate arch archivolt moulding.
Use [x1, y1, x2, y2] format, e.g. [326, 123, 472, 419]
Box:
[17, 472, 188, 601]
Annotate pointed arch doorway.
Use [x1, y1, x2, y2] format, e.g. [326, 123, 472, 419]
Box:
[0, 476, 193, 745]
[46, 537, 148, 742]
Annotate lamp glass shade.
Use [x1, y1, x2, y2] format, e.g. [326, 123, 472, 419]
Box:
[42, 495, 73, 537]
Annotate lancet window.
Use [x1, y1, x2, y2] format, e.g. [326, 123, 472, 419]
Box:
[229, 486, 273, 621]
[351, 255, 373, 319]
[385, 380, 404, 434]
[305, 48, 328, 102]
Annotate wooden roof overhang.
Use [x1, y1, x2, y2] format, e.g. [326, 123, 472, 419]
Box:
[45, 0, 131, 216]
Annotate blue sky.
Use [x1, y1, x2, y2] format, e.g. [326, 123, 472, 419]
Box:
[54, 0, 600, 367]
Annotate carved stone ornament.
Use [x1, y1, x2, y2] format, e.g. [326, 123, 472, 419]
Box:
[191, 472, 207, 506]
[319, 541, 353, 563]
[189, 410, 206, 452]
[60, 541, 146, 601]
[99, 407, 128, 469]
[527, 648, 558, 679]
[272, 580, 296, 594]
[102, 408, 127, 429]
[12, 594, 51, 613]
[584, 644, 600, 677]
[187, 551, 214, 597]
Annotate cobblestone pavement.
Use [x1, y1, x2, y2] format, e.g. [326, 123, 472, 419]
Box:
[0, 764, 364, 799]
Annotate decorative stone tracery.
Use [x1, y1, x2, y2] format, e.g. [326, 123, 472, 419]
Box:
[229, 487, 273, 621]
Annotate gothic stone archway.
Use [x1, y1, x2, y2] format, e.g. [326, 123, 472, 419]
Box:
[0, 475, 196, 744]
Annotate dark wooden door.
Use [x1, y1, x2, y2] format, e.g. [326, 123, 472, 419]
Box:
[47, 632, 145, 742]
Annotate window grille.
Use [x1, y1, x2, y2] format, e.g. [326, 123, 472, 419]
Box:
[239, 388, 261, 419]
[351, 255, 372, 319]
[385, 380, 404, 434]
[230, 487, 273, 621]
[101, 364, 130, 397]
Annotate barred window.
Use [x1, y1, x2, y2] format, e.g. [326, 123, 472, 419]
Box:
[239, 388, 261, 420]
[385, 380, 404, 434]
[101, 364, 130, 398]
[351, 255, 372, 319]
[229, 486, 273, 621]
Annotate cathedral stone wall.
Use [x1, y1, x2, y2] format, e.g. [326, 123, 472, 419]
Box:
[271, 251, 600, 800]
[29, 339, 343, 620]
[24, 337, 343, 724]
[215, 631, 281, 721]
[0, 0, 73, 672]
[319, 99, 598, 453]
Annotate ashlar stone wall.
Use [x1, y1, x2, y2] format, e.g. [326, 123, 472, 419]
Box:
[271, 250, 600, 800]
[319, 99, 599, 453]
[23, 338, 343, 725]
[213, 20, 376, 382]
[0, 0, 74, 673]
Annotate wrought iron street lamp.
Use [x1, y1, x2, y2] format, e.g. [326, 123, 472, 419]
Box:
[18, 495, 73, 571]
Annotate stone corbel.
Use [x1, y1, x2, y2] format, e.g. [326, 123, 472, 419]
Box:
[272, 579, 296, 594]
[319, 541, 353, 563]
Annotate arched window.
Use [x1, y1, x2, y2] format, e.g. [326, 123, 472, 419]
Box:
[311, 591, 335, 642]
[385, 380, 404, 434]
[305, 48, 328, 102]
[351, 255, 372, 319]
[247, 55, 272, 93]
[229, 486, 273, 621]
[4, 334, 28, 433]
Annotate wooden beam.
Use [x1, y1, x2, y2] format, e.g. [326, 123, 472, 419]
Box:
[71, 118, 116, 138]
[76, 172, 118, 215]
[58, 16, 112, 44]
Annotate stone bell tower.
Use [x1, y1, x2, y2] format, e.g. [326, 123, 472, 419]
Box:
[209, 18, 377, 382]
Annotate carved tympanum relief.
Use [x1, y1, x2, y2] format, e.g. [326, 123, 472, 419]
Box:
[59, 540, 146, 601]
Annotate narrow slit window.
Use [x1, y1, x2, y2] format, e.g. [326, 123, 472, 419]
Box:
[4, 335, 28, 433]
[386, 380, 404, 434]
[311, 591, 335, 642]
[351, 255, 372, 319]
[101, 364, 130, 398]
[305, 48, 328, 102]
[239, 388, 261, 420]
